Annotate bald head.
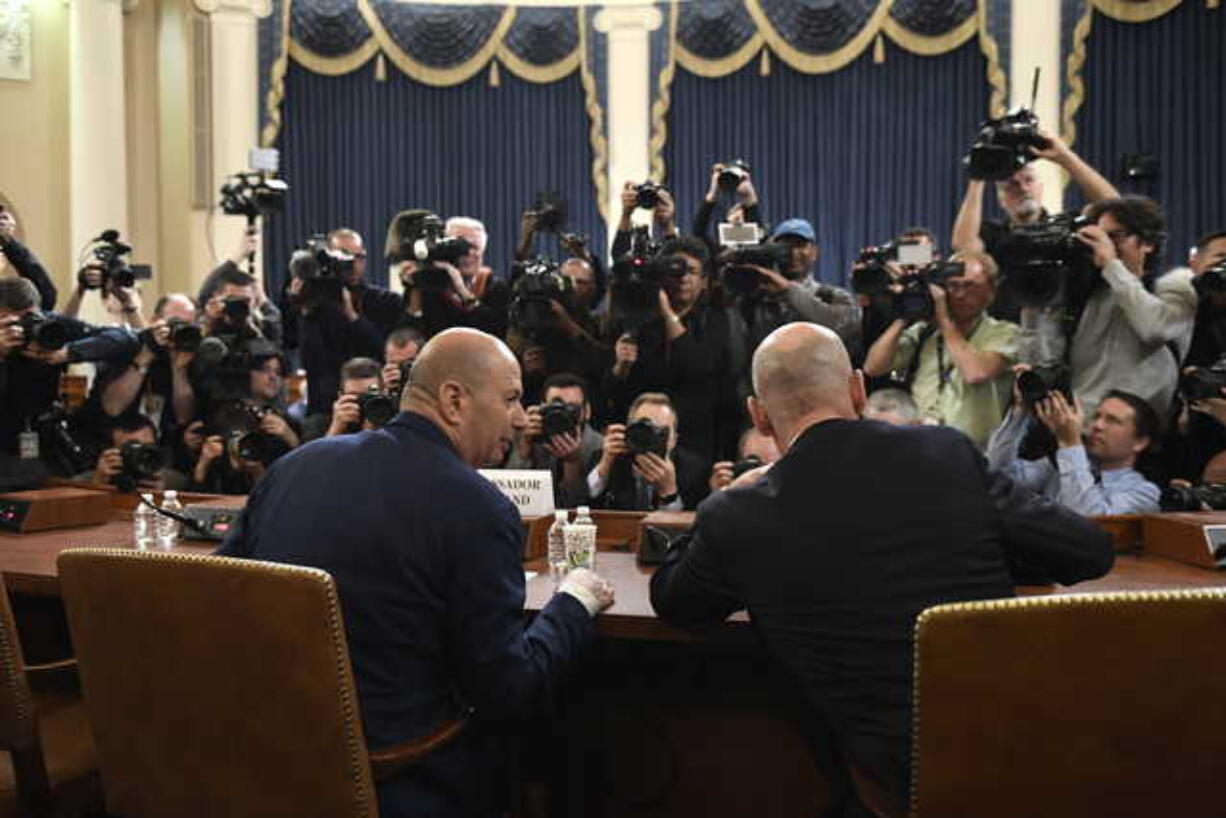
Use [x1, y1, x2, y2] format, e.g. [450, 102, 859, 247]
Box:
[751, 323, 858, 428]
[404, 328, 517, 407]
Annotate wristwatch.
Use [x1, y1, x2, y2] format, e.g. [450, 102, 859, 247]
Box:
[656, 491, 679, 506]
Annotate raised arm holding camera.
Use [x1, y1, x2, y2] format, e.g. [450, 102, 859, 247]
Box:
[611, 181, 677, 260]
[0, 208, 57, 311]
[863, 251, 1018, 447]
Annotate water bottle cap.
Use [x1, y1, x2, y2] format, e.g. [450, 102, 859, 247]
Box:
[140, 493, 154, 502]
[554, 509, 568, 521]
[164, 490, 177, 499]
[577, 505, 590, 514]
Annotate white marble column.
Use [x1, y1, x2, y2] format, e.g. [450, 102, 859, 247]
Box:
[69, 0, 129, 323]
[594, 5, 662, 238]
[1010, 0, 1065, 207]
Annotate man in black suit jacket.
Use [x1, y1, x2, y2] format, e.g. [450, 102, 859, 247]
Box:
[220, 328, 614, 817]
[650, 323, 1113, 818]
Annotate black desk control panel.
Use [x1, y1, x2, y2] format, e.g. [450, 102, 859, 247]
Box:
[180, 506, 241, 541]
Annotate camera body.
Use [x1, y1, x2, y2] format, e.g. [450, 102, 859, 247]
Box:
[1180, 359, 1226, 403]
[610, 227, 680, 330]
[219, 173, 288, 220]
[193, 335, 277, 403]
[1194, 260, 1226, 298]
[718, 159, 751, 192]
[356, 385, 397, 428]
[138, 317, 202, 354]
[17, 312, 68, 351]
[1017, 363, 1073, 407]
[115, 441, 167, 492]
[399, 214, 472, 292]
[625, 417, 668, 458]
[893, 261, 965, 323]
[731, 454, 763, 479]
[531, 191, 567, 233]
[996, 213, 1096, 307]
[964, 108, 1051, 181]
[1160, 483, 1226, 512]
[634, 181, 661, 210]
[207, 400, 290, 466]
[289, 235, 354, 308]
[718, 242, 792, 296]
[539, 399, 581, 439]
[78, 230, 135, 291]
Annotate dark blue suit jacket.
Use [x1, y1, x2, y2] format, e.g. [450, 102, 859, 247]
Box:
[220, 412, 594, 816]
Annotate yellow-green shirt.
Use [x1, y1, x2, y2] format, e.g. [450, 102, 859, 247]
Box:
[890, 316, 1019, 448]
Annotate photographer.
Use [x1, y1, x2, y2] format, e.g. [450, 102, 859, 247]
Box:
[735, 219, 861, 352]
[587, 392, 707, 511]
[302, 357, 394, 441]
[96, 292, 200, 437]
[1069, 195, 1196, 421]
[0, 209, 57, 310]
[203, 265, 271, 341]
[0, 278, 140, 474]
[75, 414, 188, 492]
[986, 381, 1159, 515]
[603, 236, 747, 463]
[380, 326, 424, 398]
[853, 226, 939, 369]
[611, 181, 677, 259]
[707, 426, 779, 493]
[1183, 229, 1226, 368]
[692, 161, 761, 259]
[505, 373, 603, 507]
[863, 251, 1018, 448]
[198, 228, 283, 344]
[388, 211, 509, 339]
[951, 125, 1119, 322]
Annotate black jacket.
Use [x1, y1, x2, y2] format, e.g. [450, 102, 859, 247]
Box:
[651, 419, 1113, 815]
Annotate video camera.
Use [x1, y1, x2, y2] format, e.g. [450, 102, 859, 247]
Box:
[16, 312, 68, 351]
[625, 417, 669, 458]
[398, 213, 472, 292]
[609, 227, 684, 330]
[219, 172, 288, 221]
[994, 213, 1096, 307]
[193, 335, 278, 403]
[851, 240, 936, 297]
[717, 242, 792, 296]
[508, 257, 574, 340]
[114, 441, 168, 493]
[289, 235, 354, 307]
[888, 262, 965, 324]
[964, 107, 1051, 181]
[78, 229, 135, 291]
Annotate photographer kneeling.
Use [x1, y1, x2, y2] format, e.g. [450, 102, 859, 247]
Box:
[76, 414, 188, 492]
[505, 373, 603, 507]
[708, 426, 780, 493]
[986, 375, 1159, 515]
[587, 392, 706, 511]
[862, 251, 1018, 448]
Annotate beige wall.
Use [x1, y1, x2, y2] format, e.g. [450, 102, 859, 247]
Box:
[0, 0, 71, 287]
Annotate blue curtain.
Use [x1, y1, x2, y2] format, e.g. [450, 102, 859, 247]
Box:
[265, 60, 605, 293]
[662, 38, 991, 286]
[1069, 1, 1226, 265]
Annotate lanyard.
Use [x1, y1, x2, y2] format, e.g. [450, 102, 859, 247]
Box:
[934, 316, 983, 393]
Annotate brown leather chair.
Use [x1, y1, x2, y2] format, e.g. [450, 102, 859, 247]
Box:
[57, 548, 464, 818]
[0, 576, 97, 818]
[910, 589, 1226, 818]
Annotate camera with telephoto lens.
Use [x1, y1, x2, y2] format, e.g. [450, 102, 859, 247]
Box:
[625, 417, 668, 458]
[892, 261, 965, 323]
[78, 230, 135, 291]
[718, 159, 751, 192]
[963, 108, 1051, 181]
[1016, 363, 1073, 407]
[1160, 482, 1226, 512]
[610, 227, 682, 330]
[508, 257, 574, 341]
[355, 384, 397, 429]
[718, 242, 792, 296]
[207, 400, 291, 467]
[1180, 359, 1226, 403]
[634, 181, 661, 210]
[398, 213, 473, 292]
[731, 454, 763, 479]
[114, 441, 167, 493]
[289, 235, 354, 307]
[1194, 260, 1226, 298]
[219, 172, 288, 220]
[16, 312, 68, 351]
[193, 335, 276, 403]
[994, 213, 1097, 308]
[137, 317, 203, 354]
[851, 243, 899, 297]
[539, 399, 581, 440]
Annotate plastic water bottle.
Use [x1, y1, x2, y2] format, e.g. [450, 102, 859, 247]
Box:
[133, 494, 157, 550]
[565, 505, 597, 572]
[547, 510, 570, 586]
[156, 490, 183, 549]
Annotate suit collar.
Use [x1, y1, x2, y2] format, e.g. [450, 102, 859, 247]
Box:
[386, 412, 460, 458]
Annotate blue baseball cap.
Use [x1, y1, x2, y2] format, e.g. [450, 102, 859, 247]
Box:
[770, 218, 817, 244]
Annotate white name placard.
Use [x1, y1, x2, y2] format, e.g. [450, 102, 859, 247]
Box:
[478, 470, 555, 518]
